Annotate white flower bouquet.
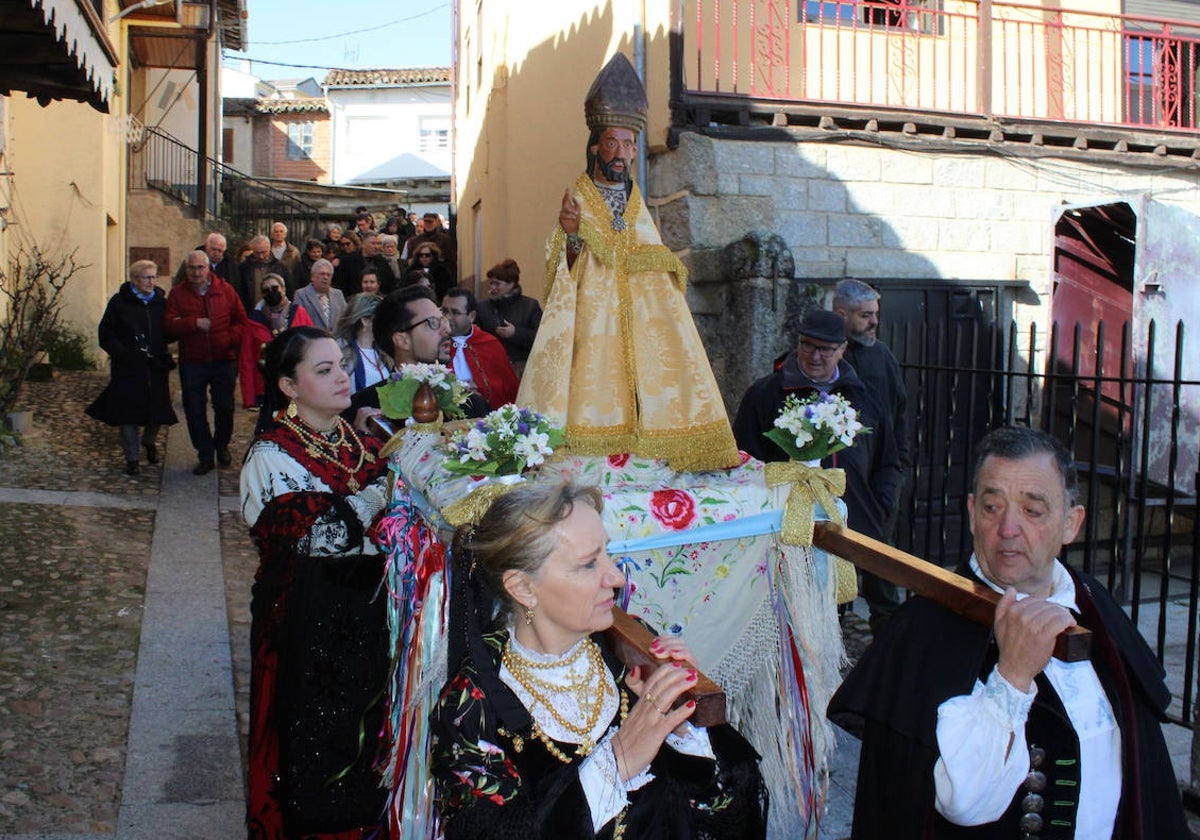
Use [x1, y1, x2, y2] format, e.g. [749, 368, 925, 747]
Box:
[443, 404, 565, 476]
[377, 362, 469, 421]
[764, 391, 869, 462]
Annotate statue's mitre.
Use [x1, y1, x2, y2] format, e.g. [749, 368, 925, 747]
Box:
[584, 52, 648, 134]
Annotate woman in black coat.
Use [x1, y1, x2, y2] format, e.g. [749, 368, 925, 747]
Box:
[85, 260, 177, 475]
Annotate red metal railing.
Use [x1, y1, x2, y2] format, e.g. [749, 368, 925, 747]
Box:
[682, 0, 1200, 132]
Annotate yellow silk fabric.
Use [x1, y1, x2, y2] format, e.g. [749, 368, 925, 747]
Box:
[517, 174, 740, 472]
[764, 462, 857, 604]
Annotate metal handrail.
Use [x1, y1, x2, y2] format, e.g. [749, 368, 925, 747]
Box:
[129, 126, 323, 241]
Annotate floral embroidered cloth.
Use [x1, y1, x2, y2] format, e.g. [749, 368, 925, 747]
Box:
[390, 433, 846, 838]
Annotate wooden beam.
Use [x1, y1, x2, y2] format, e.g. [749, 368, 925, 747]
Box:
[604, 607, 726, 727]
[812, 522, 1091, 661]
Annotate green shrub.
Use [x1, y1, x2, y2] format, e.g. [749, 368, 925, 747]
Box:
[43, 322, 96, 371]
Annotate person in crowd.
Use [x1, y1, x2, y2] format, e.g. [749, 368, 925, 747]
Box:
[477, 259, 542, 376]
[295, 238, 325, 288]
[430, 480, 768, 839]
[360, 231, 397, 294]
[833, 279, 910, 515]
[324, 223, 343, 251]
[240, 326, 392, 839]
[268, 221, 301, 275]
[402, 211, 454, 272]
[359, 267, 381, 297]
[442, 287, 519, 410]
[239, 273, 313, 411]
[405, 241, 453, 300]
[391, 208, 415, 241]
[333, 230, 365, 295]
[828, 426, 1188, 839]
[733, 308, 901, 632]
[335, 293, 389, 398]
[165, 249, 248, 475]
[86, 259, 177, 475]
[380, 233, 404, 284]
[353, 211, 375, 237]
[295, 259, 345, 332]
[173, 231, 238, 288]
[346, 285, 488, 426]
[238, 234, 293, 313]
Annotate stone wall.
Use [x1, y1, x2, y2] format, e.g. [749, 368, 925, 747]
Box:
[646, 130, 1200, 412]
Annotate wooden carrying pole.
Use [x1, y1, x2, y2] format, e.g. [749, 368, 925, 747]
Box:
[812, 522, 1092, 662]
[604, 606, 727, 727]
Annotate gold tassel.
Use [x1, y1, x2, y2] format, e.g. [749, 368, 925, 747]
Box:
[443, 482, 520, 527]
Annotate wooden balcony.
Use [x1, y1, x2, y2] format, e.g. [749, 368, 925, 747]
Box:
[678, 0, 1200, 136]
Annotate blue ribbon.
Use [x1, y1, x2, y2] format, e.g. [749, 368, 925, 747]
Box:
[604, 502, 841, 556]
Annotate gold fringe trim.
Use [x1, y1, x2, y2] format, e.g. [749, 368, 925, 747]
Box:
[627, 246, 687, 293]
[764, 462, 846, 547]
[565, 419, 741, 472]
[442, 482, 518, 528]
[834, 556, 858, 605]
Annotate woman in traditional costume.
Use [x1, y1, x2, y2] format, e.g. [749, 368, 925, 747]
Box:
[240, 326, 392, 839]
[430, 481, 768, 839]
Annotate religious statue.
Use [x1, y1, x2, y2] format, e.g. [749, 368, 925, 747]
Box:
[516, 53, 741, 472]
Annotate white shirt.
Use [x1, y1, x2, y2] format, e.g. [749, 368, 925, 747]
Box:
[450, 335, 474, 384]
[933, 556, 1121, 837]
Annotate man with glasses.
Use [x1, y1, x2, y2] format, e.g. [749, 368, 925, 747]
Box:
[733, 308, 902, 630]
[442, 288, 519, 410]
[165, 250, 248, 475]
[346, 286, 488, 427]
[237, 233, 294, 313]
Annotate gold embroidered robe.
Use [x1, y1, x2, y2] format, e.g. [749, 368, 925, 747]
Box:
[516, 174, 740, 472]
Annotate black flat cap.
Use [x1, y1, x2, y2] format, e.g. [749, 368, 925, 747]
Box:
[797, 309, 847, 344]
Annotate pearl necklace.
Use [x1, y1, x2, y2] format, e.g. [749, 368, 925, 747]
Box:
[278, 414, 375, 492]
[502, 637, 611, 757]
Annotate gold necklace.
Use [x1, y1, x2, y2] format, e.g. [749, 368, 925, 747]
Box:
[278, 415, 376, 491]
[529, 690, 629, 764]
[502, 638, 610, 755]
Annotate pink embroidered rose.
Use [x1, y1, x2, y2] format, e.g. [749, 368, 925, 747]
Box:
[649, 489, 696, 530]
[607, 453, 631, 468]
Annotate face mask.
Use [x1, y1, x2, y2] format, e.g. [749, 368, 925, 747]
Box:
[263, 288, 283, 307]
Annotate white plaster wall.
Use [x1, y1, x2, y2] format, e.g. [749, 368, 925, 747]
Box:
[327, 85, 451, 184]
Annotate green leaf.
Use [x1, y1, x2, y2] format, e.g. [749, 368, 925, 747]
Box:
[377, 378, 419, 420]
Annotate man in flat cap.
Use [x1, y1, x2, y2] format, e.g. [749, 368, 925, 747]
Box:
[517, 53, 740, 472]
[733, 308, 902, 631]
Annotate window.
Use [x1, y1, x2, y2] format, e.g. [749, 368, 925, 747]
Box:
[1125, 33, 1199, 129]
[802, 0, 941, 33]
[286, 122, 313, 160]
[420, 117, 451, 153]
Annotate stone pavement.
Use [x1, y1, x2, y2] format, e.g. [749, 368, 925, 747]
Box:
[0, 370, 1196, 839]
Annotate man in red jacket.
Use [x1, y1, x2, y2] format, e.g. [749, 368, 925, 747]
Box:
[165, 250, 248, 474]
[442, 287, 519, 410]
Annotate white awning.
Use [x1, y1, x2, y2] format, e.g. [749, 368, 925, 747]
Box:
[28, 0, 117, 106]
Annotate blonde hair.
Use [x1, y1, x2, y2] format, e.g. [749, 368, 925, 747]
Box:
[458, 481, 603, 624]
[128, 259, 158, 280]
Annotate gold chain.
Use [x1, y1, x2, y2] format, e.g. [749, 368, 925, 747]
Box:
[503, 638, 611, 756]
[278, 415, 376, 492]
[530, 690, 629, 764]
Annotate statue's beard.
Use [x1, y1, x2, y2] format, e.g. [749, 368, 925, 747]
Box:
[599, 156, 631, 185]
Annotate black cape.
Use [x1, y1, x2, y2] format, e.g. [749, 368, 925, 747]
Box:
[827, 563, 1187, 839]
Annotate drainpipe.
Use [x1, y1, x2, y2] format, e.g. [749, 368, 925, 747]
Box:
[634, 0, 647, 191]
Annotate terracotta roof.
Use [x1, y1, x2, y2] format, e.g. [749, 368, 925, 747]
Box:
[323, 67, 451, 87]
[255, 98, 329, 114]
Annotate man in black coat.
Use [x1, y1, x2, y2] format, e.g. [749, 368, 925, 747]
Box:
[172, 231, 240, 289]
[828, 427, 1188, 839]
[733, 308, 902, 629]
[237, 234, 294, 312]
[86, 259, 178, 474]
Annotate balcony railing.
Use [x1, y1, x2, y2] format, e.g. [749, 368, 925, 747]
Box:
[682, 0, 1200, 132]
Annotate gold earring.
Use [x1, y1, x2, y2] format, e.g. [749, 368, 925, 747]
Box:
[285, 400, 298, 419]
[524, 606, 534, 626]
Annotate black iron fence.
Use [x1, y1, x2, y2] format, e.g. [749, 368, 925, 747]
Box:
[129, 127, 323, 243]
[885, 317, 1200, 726]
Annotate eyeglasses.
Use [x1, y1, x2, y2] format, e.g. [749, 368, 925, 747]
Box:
[400, 314, 448, 333]
[799, 339, 844, 358]
[418, 252, 434, 258]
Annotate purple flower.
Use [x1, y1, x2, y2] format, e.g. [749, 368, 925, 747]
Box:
[517, 422, 530, 434]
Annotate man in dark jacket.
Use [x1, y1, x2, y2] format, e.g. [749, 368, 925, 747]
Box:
[165, 250, 248, 475]
[172, 231, 240, 289]
[733, 308, 902, 629]
[237, 234, 294, 312]
[86, 259, 178, 474]
[828, 426, 1187, 840]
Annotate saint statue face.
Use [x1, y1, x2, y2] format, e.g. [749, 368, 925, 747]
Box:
[591, 127, 637, 186]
